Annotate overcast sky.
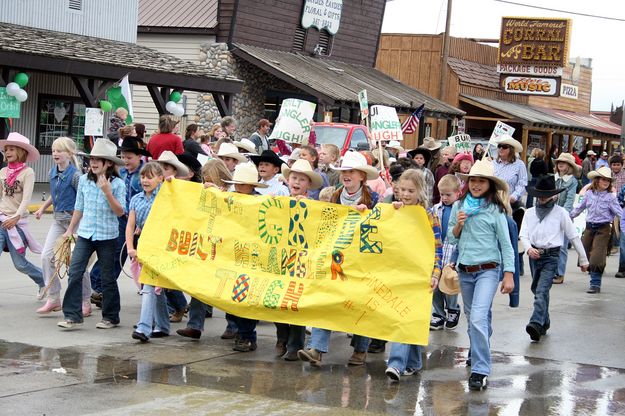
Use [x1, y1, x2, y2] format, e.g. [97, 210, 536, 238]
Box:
[382, 0, 625, 111]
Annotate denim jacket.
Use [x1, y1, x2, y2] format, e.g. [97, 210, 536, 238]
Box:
[49, 164, 79, 213]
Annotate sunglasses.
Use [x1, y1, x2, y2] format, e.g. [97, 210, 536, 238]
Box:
[497, 144, 511, 150]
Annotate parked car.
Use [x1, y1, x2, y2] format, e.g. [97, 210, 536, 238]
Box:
[313, 122, 371, 155]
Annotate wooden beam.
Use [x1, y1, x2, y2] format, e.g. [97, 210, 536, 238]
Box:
[568, 134, 574, 152]
[212, 93, 233, 117]
[521, 125, 529, 162]
[71, 76, 98, 107]
[545, 130, 553, 163]
[464, 116, 517, 122]
[147, 85, 167, 115]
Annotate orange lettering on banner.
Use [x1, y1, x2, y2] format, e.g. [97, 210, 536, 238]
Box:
[280, 281, 305, 311]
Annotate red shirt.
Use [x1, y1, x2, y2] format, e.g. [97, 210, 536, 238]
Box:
[146, 133, 183, 159]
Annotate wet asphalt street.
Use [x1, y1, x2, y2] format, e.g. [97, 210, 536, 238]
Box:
[1, 213, 624, 415]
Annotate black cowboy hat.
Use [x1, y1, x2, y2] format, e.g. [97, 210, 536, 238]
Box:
[119, 136, 151, 157]
[407, 147, 432, 166]
[176, 152, 202, 174]
[249, 149, 284, 168]
[526, 175, 566, 198]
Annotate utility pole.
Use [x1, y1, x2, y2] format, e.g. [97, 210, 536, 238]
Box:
[438, 0, 452, 139]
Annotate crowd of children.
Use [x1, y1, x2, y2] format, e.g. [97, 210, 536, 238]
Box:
[2, 112, 623, 392]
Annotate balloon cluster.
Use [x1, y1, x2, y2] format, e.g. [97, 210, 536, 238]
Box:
[165, 91, 185, 117]
[5, 72, 29, 102]
[99, 100, 112, 112]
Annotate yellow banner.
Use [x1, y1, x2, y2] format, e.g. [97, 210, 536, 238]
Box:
[138, 180, 434, 345]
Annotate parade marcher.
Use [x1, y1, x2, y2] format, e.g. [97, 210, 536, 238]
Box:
[299, 145, 329, 200]
[553, 153, 581, 284]
[581, 150, 596, 186]
[386, 140, 404, 160]
[275, 159, 322, 361]
[493, 135, 527, 210]
[129, 162, 168, 342]
[249, 119, 272, 153]
[448, 152, 474, 192]
[570, 167, 623, 294]
[407, 147, 435, 202]
[419, 137, 442, 170]
[385, 169, 442, 382]
[318, 143, 341, 187]
[298, 151, 379, 367]
[58, 139, 126, 329]
[0, 133, 45, 296]
[430, 174, 462, 330]
[146, 115, 183, 160]
[201, 158, 232, 191]
[216, 142, 246, 174]
[520, 175, 589, 342]
[35, 137, 90, 315]
[433, 146, 457, 204]
[183, 124, 206, 158]
[527, 149, 548, 208]
[447, 159, 515, 391]
[249, 150, 289, 196]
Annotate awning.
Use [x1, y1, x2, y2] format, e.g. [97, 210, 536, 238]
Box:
[231, 43, 464, 119]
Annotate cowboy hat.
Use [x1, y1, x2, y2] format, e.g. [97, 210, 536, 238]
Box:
[235, 138, 258, 155]
[0, 132, 40, 162]
[386, 140, 404, 152]
[249, 150, 284, 168]
[554, 153, 581, 176]
[79, 138, 123, 165]
[407, 147, 432, 166]
[216, 142, 247, 163]
[496, 135, 523, 153]
[439, 264, 460, 295]
[281, 159, 323, 190]
[419, 137, 442, 151]
[223, 162, 268, 188]
[287, 148, 302, 161]
[588, 166, 612, 180]
[119, 137, 150, 157]
[176, 152, 202, 174]
[457, 159, 509, 192]
[526, 175, 566, 198]
[333, 151, 379, 180]
[157, 150, 189, 178]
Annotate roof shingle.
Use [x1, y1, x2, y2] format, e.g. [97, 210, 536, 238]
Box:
[447, 57, 500, 90]
[138, 0, 218, 29]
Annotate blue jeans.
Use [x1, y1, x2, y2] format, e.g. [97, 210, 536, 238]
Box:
[308, 328, 370, 353]
[165, 289, 188, 313]
[557, 236, 569, 277]
[432, 287, 460, 318]
[387, 343, 422, 372]
[619, 232, 625, 272]
[63, 237, 118, 323]
[225, 314, 239, 332]
[0, 227, 44, 287]
[136, 285, 170, 336]
[235, 316, 258, 342]
[459, 266, 501, 376]
[276, 323, 306, 352]
[529, 252, 559, 328]
[89, 217, 127, 293]
[187, 297, 207, 331]
[526, 178, 536, 208]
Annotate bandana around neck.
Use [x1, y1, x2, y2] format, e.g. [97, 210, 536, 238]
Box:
[536, 198, 556, 222]
[340, 186, 363, 206]
[5, 162, 26, 187]
[462, 194, 485, 217]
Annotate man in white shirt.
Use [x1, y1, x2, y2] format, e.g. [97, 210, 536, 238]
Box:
[249, 150, 289, 196]
[249, 119, 272, 154]
[520, 175, 589, 342]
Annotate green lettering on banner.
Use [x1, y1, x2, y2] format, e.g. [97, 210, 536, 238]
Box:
[0, 88, 20, 119]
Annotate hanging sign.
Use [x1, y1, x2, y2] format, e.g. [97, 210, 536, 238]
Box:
[84, 107, 104, 136]
[0, 88, 20, 119]
[500, 75, 561, 96]
[497, 64, 563, 76]
[447, 134, 472, 153]
[301, 0, 343, 35]
[358, 89, 369, 119]
[268, 99, 316, 145]
[560, 83, 579, 100]
[370, 105, 403, 141]
[489, 121, 516, 144]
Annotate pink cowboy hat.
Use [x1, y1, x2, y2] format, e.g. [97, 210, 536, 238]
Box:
[0, 132, 40, 162]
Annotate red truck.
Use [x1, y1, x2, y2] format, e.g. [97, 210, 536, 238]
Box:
[312, 122, 371, 155]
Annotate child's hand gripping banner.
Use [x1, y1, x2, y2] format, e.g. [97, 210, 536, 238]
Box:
[138, 181, 435, 345]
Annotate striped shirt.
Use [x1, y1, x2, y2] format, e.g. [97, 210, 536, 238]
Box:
[493, 159, 528, 201]
[129, 184, 161, 229]
[74, 174, 126, 241]
[432, 202, 456, 266]
[426, 209, 444, 280]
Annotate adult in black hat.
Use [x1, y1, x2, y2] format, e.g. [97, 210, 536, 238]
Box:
[120, 136, 151, 157]
[249, 150, 288, 196]
[526, 175, 565, 200]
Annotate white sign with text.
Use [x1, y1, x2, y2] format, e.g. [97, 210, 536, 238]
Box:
[301, 0, 343, 35]
[268, 99, 316, 145]
[370, 105, 403, 142]
[448, 134, 472, 153]
[489, 121, 516, 145]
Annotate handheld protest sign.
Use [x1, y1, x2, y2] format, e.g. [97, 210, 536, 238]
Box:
[268, 99, 316, 145]
[485, 121, 516, 159]
[448, 134, 472, 154]
[369, 105, 403, 142]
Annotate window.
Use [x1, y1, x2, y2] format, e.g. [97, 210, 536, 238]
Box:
[349, 129, 369, 151]
[292, 27, 307, 52]
[37, 95, 86, 153]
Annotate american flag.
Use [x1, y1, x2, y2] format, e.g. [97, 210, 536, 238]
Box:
[401, 104, 425, 134]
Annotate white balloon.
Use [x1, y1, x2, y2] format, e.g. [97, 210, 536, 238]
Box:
[6, 82, 20, 96]
[172, 104, 185, 117]
[165, 100, 177, 113]
[15, 89, 28, 102]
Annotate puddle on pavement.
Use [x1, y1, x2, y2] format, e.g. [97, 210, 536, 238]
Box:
[0, 340, 624, 415]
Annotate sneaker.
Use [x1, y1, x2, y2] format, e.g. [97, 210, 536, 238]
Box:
[297, 348, 323, 367]
[58, 320, 83, 329]
[468, 373, 488, 391]
[131, 331, 149, 343]
[385, 367, 400, 382]
[233, 339, 257, 352]
[368, 339, 386, 353]
[616, 271, 625, 278]
[283, 351, 299, 361]
[445, 310, 460, 330]
[525, 322, 542, 342]
[402, 368, 419, 376]
[96, 320, 118, 329]
[176, 328, 201, 339]
[90, 292, 102, 308]
[82, 301, 92, 317]
[150, 331, 169, 338]
[430, 315, 445, 330]
[37, 286, 46, 300]
[348, 351, 367, 366]
[275, 341, 287, 357]
[36, 299, 62, 314]
[586, 287, 601, 294]
[553, 276, 564, 284]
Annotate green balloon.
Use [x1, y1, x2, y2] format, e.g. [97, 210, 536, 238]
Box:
[170, 91, 182, 103]
[14, 72, 29, 88]
[99, 100, 113, 112]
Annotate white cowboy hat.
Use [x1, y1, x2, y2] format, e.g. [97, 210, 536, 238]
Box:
[588, 166, 612, 180]
[419, 137, 442, 151]
[157, 150, 189, 177]
[0, 132, 40, 162]
[497, 134, 523, 153]
[235, 138, 258, 155]
[79, 138, 123, 165]
[332, 151, 379, 180]
[223, 162, 268, 188]
[554, 153, 581, 177]
[457, 159, 509, 192]
[281, 159, 323, 190]
[217, 142, 247, 163]
[439, 264, 460, 295]
[288, 148, 302, 161]
[386, 140, 404, 152]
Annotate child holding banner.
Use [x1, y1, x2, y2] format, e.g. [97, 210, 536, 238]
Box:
[385, 169, 442, 382]
[447, 159, 515, 391]
[298, 151, 379, 366]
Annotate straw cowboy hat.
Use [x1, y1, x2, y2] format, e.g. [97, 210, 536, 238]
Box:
[457, 159, 509, 192]
[79, 138, 123, 165]
[0, 132, 40, 162]
[439, 264, 460, 295]
[554, 153, 581, 176]
[497, 134, 523, 153]
[217, 142, 247, 163]
[157, 150, 189, 177]
[526, 175, 565, 198]
[386, 140, 404, 152]
[235, 138, 258, 155]
[588, 166, 612, 180]
[333, 151, 379, 180]
[419, 137, 442, 151]
[223, 162, 268, 188]
[281, 159, 323, 190]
